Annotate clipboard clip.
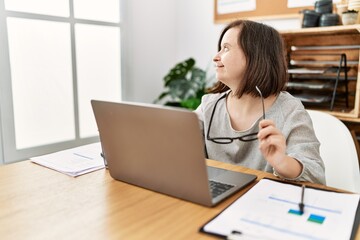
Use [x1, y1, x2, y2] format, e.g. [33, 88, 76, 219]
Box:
[227, 230, 262, 240]
[226, 231, 243, 240]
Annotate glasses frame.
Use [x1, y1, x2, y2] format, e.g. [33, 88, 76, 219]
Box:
[206, 86, 265, 144]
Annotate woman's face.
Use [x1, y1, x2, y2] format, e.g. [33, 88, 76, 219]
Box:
[213, 27, 246, 89]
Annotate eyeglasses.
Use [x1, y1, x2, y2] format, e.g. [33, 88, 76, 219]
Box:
[206, 86, 265, 144]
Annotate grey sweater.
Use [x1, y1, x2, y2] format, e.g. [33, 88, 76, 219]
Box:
[194, 91, 326, 184]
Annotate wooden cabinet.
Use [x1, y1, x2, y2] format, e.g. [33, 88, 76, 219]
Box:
[280, 24, 360, 154]
[281, 25, 360, 121]
[287, 52, 349, 112]
[281, 25, 360, 152]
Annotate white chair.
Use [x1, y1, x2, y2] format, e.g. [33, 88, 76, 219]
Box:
[307, 110, 360, 193]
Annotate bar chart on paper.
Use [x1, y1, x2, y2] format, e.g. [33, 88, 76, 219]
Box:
[202, 179, 360, 240]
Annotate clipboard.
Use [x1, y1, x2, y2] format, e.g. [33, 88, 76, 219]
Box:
[199, 178, 360, 239]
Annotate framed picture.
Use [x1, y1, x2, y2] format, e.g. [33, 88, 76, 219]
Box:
[214, 0, 341, 23]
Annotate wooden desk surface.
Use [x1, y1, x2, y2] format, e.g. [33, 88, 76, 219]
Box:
[0, 160, 359, 240]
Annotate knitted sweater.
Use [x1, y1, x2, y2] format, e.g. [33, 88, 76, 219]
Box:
[194, 91, 326, 184]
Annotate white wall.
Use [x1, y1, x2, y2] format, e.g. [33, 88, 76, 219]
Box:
[122, 0, 302, 103]
[121, 0, 178, 102]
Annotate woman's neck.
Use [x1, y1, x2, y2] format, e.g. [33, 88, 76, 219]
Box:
[226, 92, 277, 131]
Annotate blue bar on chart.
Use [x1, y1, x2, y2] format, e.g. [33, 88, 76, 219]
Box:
[307, 214, 326, 224]
[288, 209, 303, 216]
[288, 209, 326, 225]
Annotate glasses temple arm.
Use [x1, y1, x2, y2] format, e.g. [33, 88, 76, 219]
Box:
[255, 86, 265, 119]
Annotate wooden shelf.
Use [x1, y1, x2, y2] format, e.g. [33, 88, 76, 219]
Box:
[281, 24, 360, 37]
[281, 25, 360, 121]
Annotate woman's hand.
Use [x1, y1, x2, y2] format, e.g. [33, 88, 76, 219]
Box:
[257, 119, 286, 168]
[257, 119, 302, 178]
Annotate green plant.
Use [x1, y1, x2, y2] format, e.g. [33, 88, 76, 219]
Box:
[155, 58, 213, 110]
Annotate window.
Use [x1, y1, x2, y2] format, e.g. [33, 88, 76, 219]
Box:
[0, 0, 122, 163]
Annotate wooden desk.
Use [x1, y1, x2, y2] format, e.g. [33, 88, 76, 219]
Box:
[0, 160, 359, 240]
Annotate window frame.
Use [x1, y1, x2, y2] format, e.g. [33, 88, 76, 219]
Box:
[0, 0, 122, 164]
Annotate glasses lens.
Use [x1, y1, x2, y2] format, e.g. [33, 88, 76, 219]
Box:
[209, 138, 234, 144]
[239, 132, 258, 142]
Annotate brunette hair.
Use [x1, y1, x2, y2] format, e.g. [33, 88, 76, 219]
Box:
[209, 20, 288, 98]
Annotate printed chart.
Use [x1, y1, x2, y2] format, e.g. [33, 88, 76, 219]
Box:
[203, 179, 359, 240]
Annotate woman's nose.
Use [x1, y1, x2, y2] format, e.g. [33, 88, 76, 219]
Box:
[213, 52, 220, 62]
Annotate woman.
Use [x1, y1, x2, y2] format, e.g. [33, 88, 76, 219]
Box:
[194, 20, 325, 184]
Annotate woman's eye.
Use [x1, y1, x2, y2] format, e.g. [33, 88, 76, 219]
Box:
[223, 46, 229, 52]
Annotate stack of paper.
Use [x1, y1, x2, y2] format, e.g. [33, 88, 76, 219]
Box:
[31, 142, 105, 177]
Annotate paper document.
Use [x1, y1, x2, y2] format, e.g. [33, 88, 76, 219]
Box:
[288, 68, 325, 74]
[202, 179, 360, 240]
[31, 142, 105, 177]
[217, 0, 256, 14]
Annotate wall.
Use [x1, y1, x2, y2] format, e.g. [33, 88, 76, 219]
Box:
[122, 0, 302, 103]
[121, 0, 178, 103]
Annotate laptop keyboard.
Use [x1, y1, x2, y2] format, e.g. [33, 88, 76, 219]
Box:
[209, 180, 235, 198]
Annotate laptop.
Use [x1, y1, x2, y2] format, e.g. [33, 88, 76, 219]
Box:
[91, 100, 257, 207]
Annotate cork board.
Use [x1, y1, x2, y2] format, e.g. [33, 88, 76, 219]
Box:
[214, 0, 317, 23]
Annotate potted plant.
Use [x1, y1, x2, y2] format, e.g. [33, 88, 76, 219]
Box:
[341, 9, 358, 25]
[154, 58, 214, 110]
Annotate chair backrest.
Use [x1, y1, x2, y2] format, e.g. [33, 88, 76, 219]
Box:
[307, 110, 360, 193]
